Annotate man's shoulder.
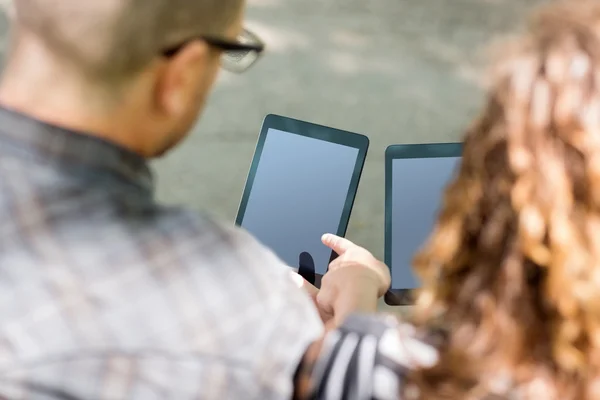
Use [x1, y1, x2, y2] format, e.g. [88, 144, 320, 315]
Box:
[128, 205, 294, 297]
[112, 206, 324, 395]
[144, 206, 281, 270]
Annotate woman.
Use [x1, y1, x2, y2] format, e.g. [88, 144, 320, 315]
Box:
[413, 0, 600, 397]
[299, 0, 600, 398]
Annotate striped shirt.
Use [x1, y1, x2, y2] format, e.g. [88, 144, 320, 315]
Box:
[307, 314, 439, 400]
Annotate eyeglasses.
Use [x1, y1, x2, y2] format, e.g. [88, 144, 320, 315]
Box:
[162, 28, 265, 73]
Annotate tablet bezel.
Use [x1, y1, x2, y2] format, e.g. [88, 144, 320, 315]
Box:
[236, 114, 370, 279]
[384, 142, 462, 306]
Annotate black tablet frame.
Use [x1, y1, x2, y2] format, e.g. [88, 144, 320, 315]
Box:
[384, 142, 462, 306]
[236, 114, 370, 282]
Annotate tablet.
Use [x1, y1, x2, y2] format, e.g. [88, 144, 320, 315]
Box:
[236, 114, 369, 287]
[384, 143, 462, 306]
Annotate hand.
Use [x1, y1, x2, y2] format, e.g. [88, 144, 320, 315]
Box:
[316, 234, 391, 328]
[322, 234, 390, 296]
[289, 270, 329, 322]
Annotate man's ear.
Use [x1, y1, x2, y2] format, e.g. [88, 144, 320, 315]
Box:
[154, 40, 210, 116]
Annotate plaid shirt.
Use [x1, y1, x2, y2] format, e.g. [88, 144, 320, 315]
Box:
[0, 107, 324, 399]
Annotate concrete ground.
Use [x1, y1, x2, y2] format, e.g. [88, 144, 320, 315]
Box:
[0, 0, 549, 311]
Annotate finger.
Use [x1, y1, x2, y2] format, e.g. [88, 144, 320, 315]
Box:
[328, 256, 371, 272]
[327, 256, 350, 270]
[315, 284, 336, 320]
[321, 233, 355, 255]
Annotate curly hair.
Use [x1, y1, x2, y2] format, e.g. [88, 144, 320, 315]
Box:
[408, 1, 600, 398]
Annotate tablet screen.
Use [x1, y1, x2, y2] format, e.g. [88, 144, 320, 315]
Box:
[390, 156, 460, 289]
[240, 128, 360, 276]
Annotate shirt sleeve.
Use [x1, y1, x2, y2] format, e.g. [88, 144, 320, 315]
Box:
[0, 208, 319, 400]
[306, 314, 439, 400]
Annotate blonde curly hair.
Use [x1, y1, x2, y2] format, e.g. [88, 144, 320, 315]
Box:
[410, 1, 600, 398]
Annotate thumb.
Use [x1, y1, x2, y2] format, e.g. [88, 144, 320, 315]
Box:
[321, 233, 355, 255]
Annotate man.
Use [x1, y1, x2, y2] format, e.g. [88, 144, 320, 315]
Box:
[0, 0, 394, 399]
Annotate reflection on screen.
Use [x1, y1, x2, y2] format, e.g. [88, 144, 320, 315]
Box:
[391, 157, 460, 289]
[241, 128, 359, 276]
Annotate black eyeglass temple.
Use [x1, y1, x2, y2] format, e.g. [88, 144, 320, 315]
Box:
[162, 36, 264, 58]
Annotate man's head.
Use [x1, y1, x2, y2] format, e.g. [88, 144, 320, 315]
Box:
[0, 0, 250, 156]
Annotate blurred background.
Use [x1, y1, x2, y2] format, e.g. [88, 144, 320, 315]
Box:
[152, 0, 549, 260]
[0, 0, 549, 308]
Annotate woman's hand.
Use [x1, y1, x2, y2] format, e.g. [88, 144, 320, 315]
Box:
[317, 234, 391, 328]
[321, 234, 390, 296]
[290, 234, 390, 328]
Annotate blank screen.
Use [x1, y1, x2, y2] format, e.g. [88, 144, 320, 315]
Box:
[241, 128, 360, 275]
[390, 157, 460, 289]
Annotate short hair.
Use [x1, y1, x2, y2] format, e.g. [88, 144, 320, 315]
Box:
[12, 0, 244, 82]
